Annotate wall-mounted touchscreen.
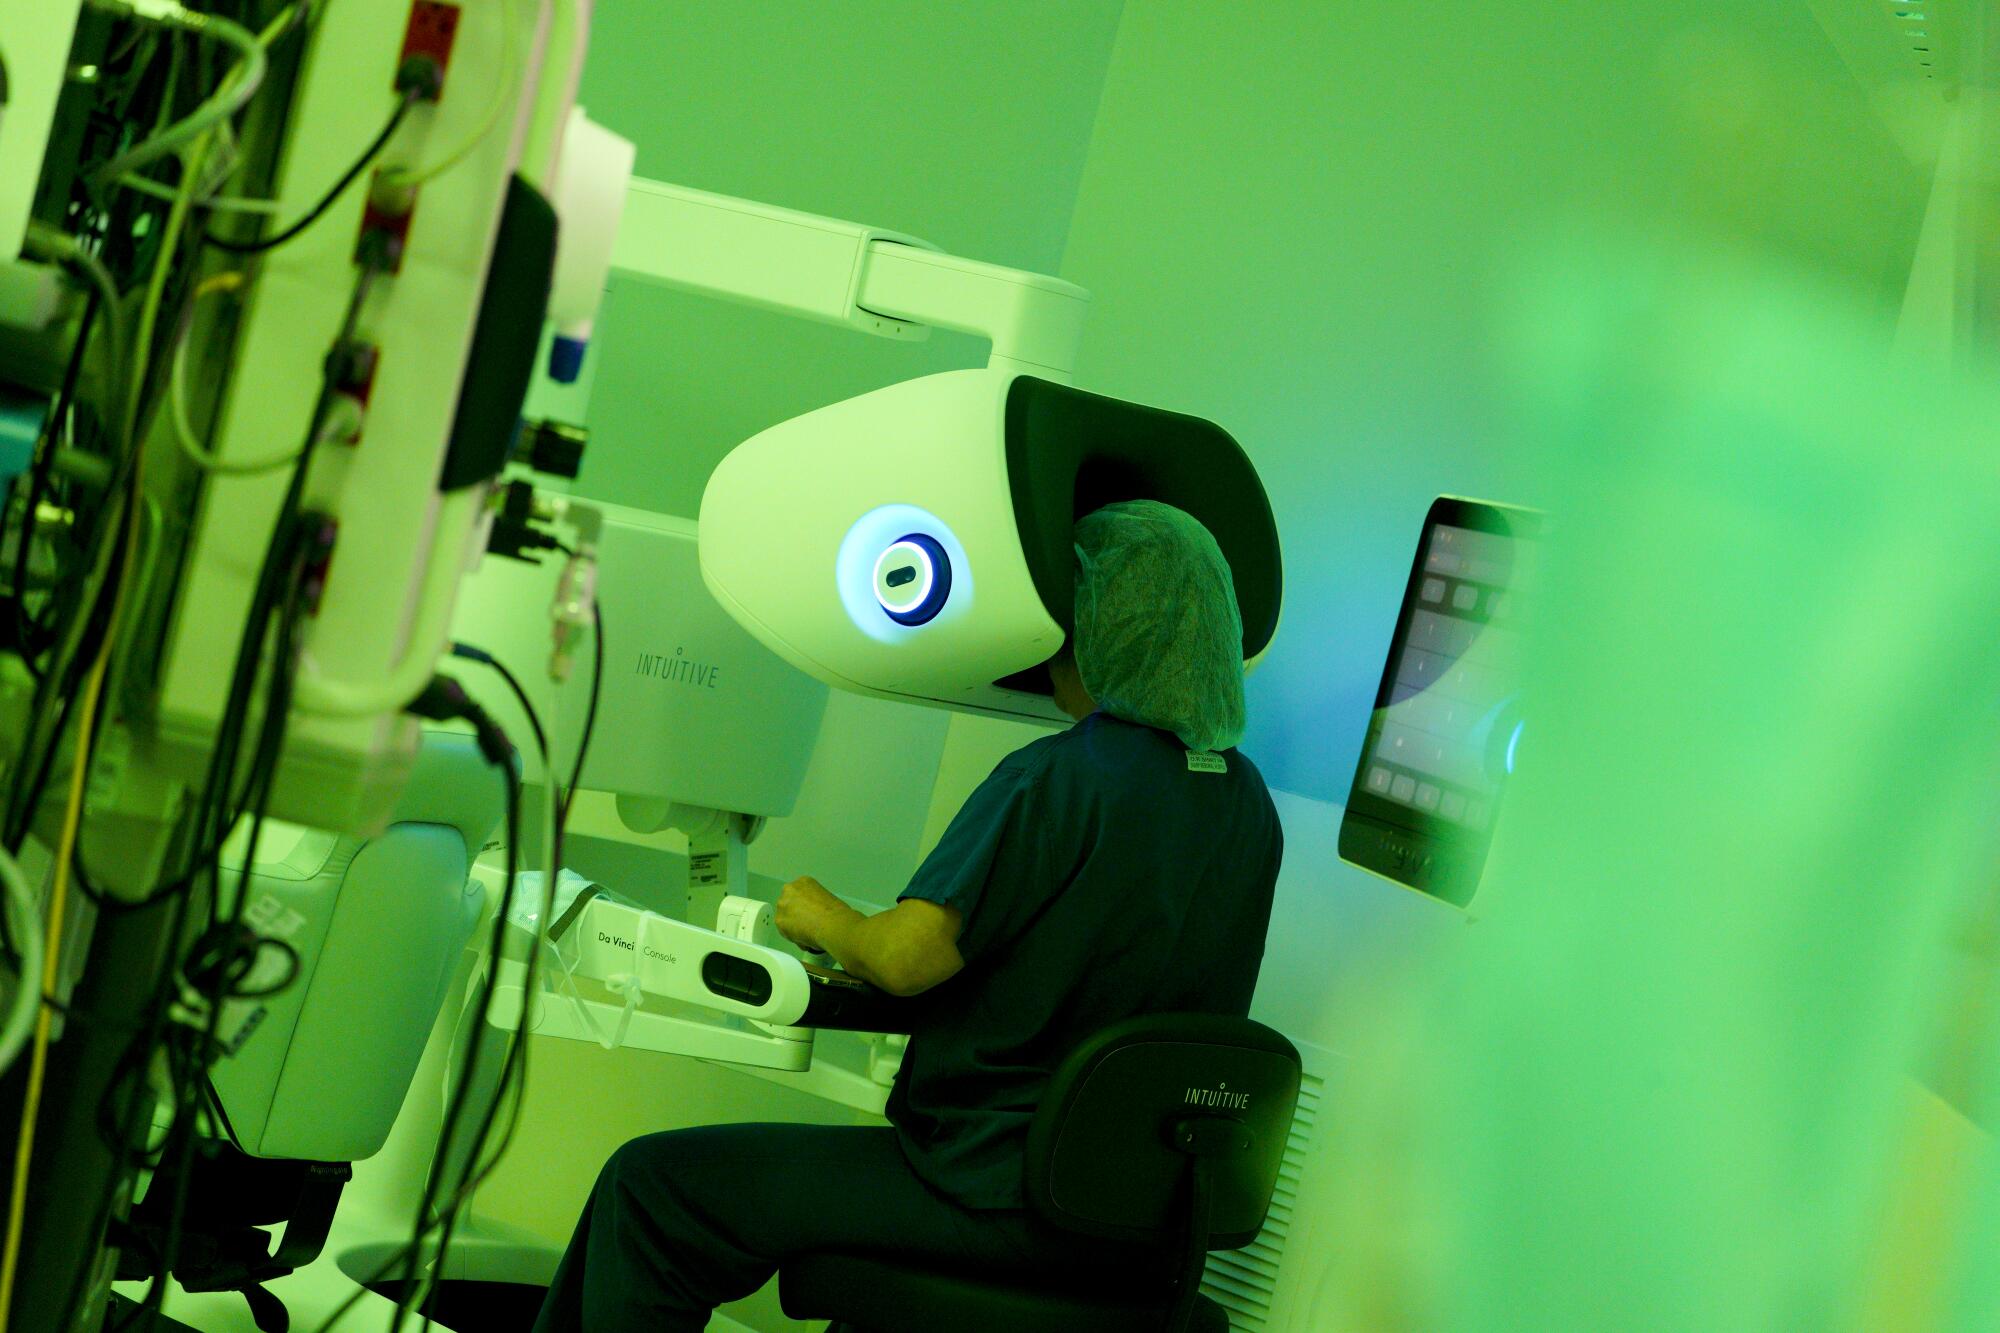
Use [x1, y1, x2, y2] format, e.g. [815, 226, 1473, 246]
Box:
[1339, 496, 1542, 905]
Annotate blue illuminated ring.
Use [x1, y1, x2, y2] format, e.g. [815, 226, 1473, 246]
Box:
[873, 533, 953, 626]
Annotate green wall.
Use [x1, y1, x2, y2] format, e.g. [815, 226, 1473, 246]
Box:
[481, 14, 1126, 1327]
[485, 6, 1968, 1327]
[1049, 6, 1969, 1327]
[1057, 0, 1926, 804]
[567, 0, 1126, 517]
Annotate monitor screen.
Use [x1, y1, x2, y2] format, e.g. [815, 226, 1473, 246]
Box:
[1339, 496, 1541, 905]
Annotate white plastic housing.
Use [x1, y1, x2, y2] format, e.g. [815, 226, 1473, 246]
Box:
[699, 367, 1069, 724]
[492, 971, 813, 1072]
[546, 107, 636, 346]
[0, 0, 82, 262]
[151, 0, 557, 831]
[613, 178, 937, 342]
[450, 502, 830, 817]
[556, 895, 813, 1027]
[610, 178, 1089, 378]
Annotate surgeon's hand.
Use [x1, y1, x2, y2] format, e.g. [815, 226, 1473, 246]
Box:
[775, 876, 852, 954]
[776, 880, 965, 996]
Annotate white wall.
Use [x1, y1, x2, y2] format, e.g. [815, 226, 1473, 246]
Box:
[919, 713, 1462, 1058]
[1893, 94, 1998, 366]
[464, 7, 1130, 1325]
[474, 1, 1945, 1327]
[1251, 791, 1463, 1048]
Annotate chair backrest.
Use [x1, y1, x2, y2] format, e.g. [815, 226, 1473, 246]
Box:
[1024, 1011, 1301, 1249]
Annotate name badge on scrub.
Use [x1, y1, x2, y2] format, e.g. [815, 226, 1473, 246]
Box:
[1185, 751, 1227, 774]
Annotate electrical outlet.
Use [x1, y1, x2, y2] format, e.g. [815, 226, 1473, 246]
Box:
[397, 1, 462, 101]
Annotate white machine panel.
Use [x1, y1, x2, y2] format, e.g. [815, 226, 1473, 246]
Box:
[453, 501, 830, 817]
[0, 1, 83, 261]
[699, 367, 1069, 725]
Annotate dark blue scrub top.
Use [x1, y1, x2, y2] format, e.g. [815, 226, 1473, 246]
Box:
[888, 712, 1283, 1210]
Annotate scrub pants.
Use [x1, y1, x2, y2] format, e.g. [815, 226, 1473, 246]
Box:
[530, 1123, 1142, 1333]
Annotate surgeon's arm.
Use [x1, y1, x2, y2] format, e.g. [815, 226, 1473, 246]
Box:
[774, 877, 964, 997]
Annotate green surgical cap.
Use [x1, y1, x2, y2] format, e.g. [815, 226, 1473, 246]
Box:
[1072, 500, 1247, 752]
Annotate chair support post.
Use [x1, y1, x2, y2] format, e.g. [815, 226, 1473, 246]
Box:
[1165, 1155, 1216, 1333]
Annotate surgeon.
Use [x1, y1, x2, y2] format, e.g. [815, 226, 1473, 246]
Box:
[531, 500, 1283, 1332]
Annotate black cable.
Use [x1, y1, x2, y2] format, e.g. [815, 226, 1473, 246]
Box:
[227, 936, 302, 999]
[76, 303, 344, 1306]
[449, 643, 548, 772]
[64, 708, 298, 912]
[406, 645, 563, 1331]
[1, 173, 146, 802]
[17, 223, 365, 853]
[2, 475, 135, 850]
[203, 92, 416, 256]
[78, 255, 388, 1275]
[413, 616, 604, 1331]
[115, 529, 309, 1331]
[66, 507, 339, 911]
[118, 645, 299, 1325]
[185, 518, 296, 928]
[181, 922, 304, 1002]
[390, 686, 540, 1333]
[0, 335, 136, 849]
[95, 716, 275, 1328]
[311, 721, 522, 1333]
[3, 205, 209, 851]
[8, 284, 99, 675]
[56, 483, 311, 1327]
[202, 1073, 247, 1154]
[32, 19, 344, 1321]
[182, 264, 381, 930]
[318, 600, 606, 1333]
[409, 802, 525, 1333]
[62, 536, 308, 1326]
[561, 598, 602, 829]
[86, 884, 198, 1167]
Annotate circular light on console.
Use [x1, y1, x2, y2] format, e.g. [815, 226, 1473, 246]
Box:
[873, 534, 952, 625]
[836, 505, 972, 642]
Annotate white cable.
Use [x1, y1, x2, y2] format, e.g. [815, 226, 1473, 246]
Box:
[0, 849, 45, 1078]
[115, 173, 279, 214]
[109, 2, 306, 209]
[169, 274, 364, 475]
[21, 226, 128, 451]
[88, 2, 267, 188]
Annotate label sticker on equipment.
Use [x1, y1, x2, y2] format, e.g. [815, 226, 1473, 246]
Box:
[1186, 751, 1228, 774]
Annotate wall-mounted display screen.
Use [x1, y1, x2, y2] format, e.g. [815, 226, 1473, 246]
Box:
[1339, 496, 1541, 905]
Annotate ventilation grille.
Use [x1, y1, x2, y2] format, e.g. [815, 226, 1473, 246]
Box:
[1199, 1066, 1325, 1331]
[1888, 1, 1944, 81]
